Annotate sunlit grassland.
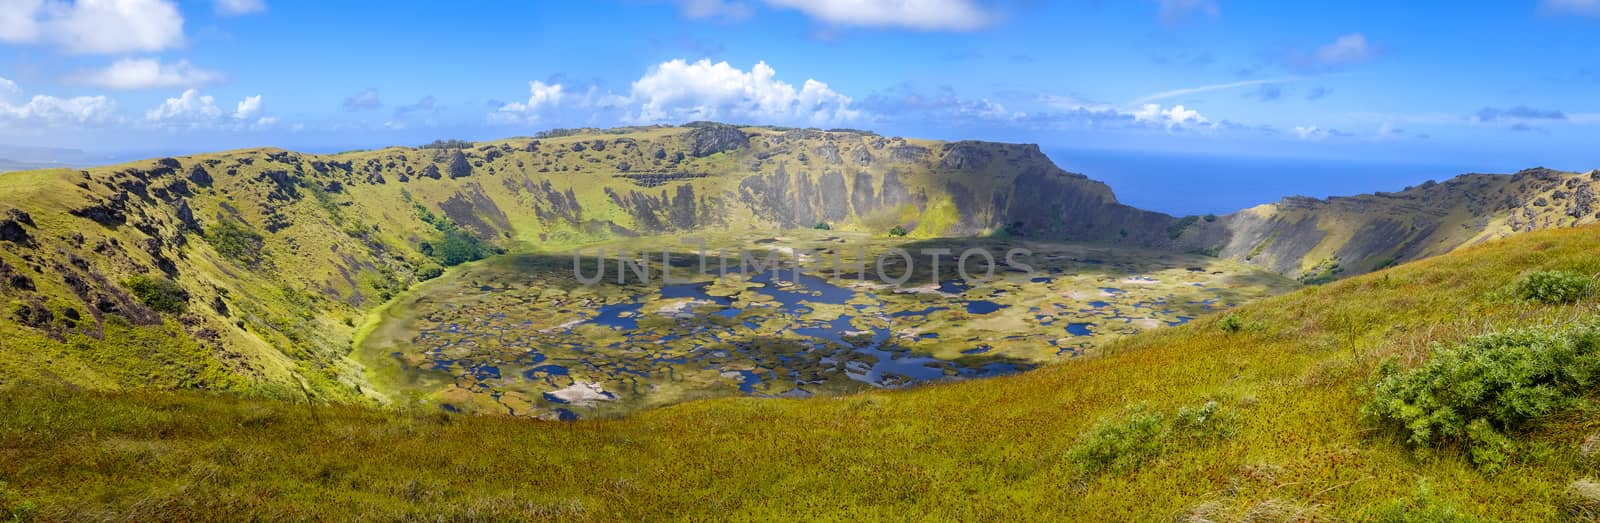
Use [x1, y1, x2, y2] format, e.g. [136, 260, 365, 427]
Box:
[4, 226, 1600, 520]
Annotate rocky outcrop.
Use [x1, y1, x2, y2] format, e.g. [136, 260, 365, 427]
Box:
[688, 125, 749, 157]
[938, 142, 994, 171]
[0, 209, 32, 245]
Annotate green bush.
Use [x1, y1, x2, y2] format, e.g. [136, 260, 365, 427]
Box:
[204, 218, 265, 267]
[1219, 313, 1243, 334]
[1363, 323, 1600, 471]
[417, 265, 445, 281]
[1514, 270, 1594, 304]
[813, 222, 831, 231]
[1067, 401, 1235, 476]
[888, 225, 909, 237]
[123, 274, 190, 314]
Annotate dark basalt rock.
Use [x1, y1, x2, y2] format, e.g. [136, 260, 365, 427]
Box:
[421, 164, 442, 180]
[938, 142, 994, 170]
[447, 150, 472, 179]
[5, 209, 33, 227]
[72, 193, 129, 226]
[688, 125, 749, 157]
[888, 145, 929, 163]
[0, 217, 31, 246]
[850, 147, 874, 167]
[175, 200, 201, 231]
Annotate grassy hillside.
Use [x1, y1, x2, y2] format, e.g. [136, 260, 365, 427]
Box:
[0, 125, 1177, 402]
[3, 224, 1597, 521]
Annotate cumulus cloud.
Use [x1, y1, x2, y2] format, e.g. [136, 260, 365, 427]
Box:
[490, 81, 565, 123]
[343, 88, 382, 111]
[1474, 106, 1567, 122]
[762, 0, 994, 31]
[146, 89, 268, 128]
[621, 59, 858, 125]
[1133, 103, 1210, 129]
[234, 94, 261, 119]
[1540, 0, 1600, 16]
[0, 76, 118, 127]
[74, 58, 220, 89]
[214, 0, 265, 16]
[1, 0, 186, 54]
[1158, 0, 1219, 26]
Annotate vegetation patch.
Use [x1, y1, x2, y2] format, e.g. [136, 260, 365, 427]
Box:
[1514, 270, 1595, 304]
[1364, 322, 1600, 471]
[1066, 401, 1236, 476]
[203, 218, 266, 268]
[1168, 215, 1199, 239]
[122, 275, 189, 314]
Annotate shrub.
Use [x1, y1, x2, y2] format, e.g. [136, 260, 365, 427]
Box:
[1363, 323, 1600, 471]
[417, 265, 445, 281]
[1514, 270, 1594, 304]
[1219, 313, 1243, 334]
[888, 225, 909, 237]
[1067, 401, 1235, 476]
[204, 219, 265, 267]
[123, 274, 190, 314]
[813, 222, 831, 231]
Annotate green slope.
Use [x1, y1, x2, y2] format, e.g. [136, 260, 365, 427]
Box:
[0, 123, 1593, 416]
[2, 221, 1597, 521]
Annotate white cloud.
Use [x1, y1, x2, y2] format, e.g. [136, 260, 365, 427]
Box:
[1292, 126, 1351, 140]
[1540, 0, 1600, 16]
[145, 89, 266, 128]
[234, 94, 261, 119]
[622, 59, 857, 125]
[74, 58, 221, 89]
[1312, 33, 1377, 66]
[0, 0, 45, 43]
[490, 81, 565, 124]
[1, 0, 185, 54]
[214, 0, 265, 16]
[762, 0, 993, 31]
[1133, 103, 1210, 129]
[1158, 0, 1219, 26]
[0, 76, 117, 127]
[0, 77, 19, 99]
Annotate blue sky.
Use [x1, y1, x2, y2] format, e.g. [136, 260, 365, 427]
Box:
[1, 0, 1597, 211]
